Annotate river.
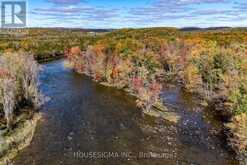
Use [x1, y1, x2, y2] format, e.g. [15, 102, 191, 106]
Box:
[13, 59, 238, 165]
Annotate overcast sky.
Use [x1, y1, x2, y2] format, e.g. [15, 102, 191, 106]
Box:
[24, 0, 247, 28]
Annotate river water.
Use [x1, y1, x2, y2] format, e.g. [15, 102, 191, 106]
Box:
[14, 60, 238, 165]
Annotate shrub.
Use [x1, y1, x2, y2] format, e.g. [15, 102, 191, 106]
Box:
[131, 76, 161, 112]
[0, 75, 16, 129]
[229, 85, 247, 115]
[183, 64, 202, 91]
[226, 114, 247, 153]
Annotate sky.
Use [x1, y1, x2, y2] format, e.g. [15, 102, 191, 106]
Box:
[5, 0, 247, 28]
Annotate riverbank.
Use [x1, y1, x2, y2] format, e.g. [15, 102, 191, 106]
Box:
[66, 55, 243, 163]
[0, 112, 41, 165]
[0, 52, 44, 164]
[13, 60, 238, 164]
[101, 75, 247, 163]
[36, 53, 64, 63]
[65, 28, 247, 159]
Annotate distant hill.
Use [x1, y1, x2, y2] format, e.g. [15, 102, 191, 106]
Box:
[25, 28, 114, 33]
[2, 27, 247, 33]
[180, 27, 232, 32]
[0, 27, 114, 33]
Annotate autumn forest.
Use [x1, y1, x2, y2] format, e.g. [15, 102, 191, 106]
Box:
[0, 27, 247, 164]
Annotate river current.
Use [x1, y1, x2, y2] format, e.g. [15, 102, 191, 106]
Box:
[13, 60, 238, 165]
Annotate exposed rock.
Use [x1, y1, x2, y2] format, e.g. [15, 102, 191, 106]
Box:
[0, 113, 41, 165]
[210, 96, 233, 121]
[143, 102, 181, 124]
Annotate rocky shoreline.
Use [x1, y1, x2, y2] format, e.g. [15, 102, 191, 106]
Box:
[0, 112, 41, 165]
[99, 81, 247, 163]
[99, 82, 181, 124]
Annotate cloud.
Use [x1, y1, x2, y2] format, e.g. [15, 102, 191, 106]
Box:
[34, 6, 91, 14]
[153, 0, 227, 6]
[233, 2, 247, 11]
[126, 0, 234, 26]
[28, 0, 246, 28]
[32, 5, 120, 23]
[47, 0, 82, 5]
[191, 9, 236, 16]
[128, 0, 229, 19]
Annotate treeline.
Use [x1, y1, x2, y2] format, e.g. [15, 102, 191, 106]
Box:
[66, 28, 247, 154]
[0, 27, 246, 155]
[0, 29, 100, 62]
